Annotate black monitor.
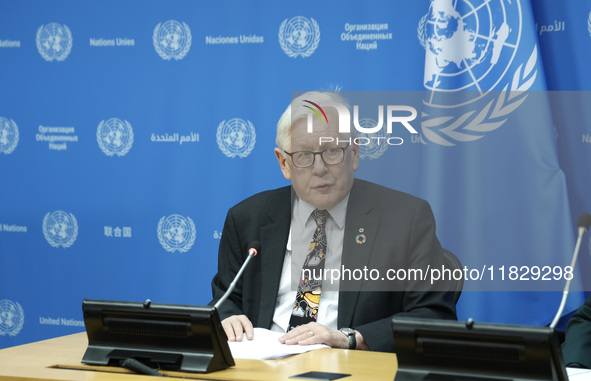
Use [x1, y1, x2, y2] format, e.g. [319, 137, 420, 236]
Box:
[81, 299, 234, 373]
[392, 317, 568, 381]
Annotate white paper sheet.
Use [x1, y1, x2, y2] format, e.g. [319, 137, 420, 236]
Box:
[568, 367, 591, 380]
[228, 327, 329, 360]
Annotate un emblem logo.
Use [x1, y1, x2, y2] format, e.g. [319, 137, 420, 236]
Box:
[36, 23, 72, 62]
[418, 0, 516, 93]
[153, 20, 192, 60]
[279, 16, 320, 58]
[42, 210, 78, 248]
[417, 0, 537, 146]
[216, 118, 256, 158]
[357, 118, 390, 160]
[0, 117, 19, 155]
[97, 118, 134, 157]
[157, 215, 196, 253]
[0, 300, 24, 337]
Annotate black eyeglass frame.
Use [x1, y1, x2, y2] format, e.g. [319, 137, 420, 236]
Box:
[283, 143, 350, 168]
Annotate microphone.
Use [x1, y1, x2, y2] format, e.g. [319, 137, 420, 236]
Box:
[214, 241, 261, 310]
[550, 213, 591, 329]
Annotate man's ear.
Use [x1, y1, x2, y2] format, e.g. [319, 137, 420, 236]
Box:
[352, 143, 360, 171]
[274, 148, 292, 180]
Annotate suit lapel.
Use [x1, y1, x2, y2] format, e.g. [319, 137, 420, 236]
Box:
[338, 180, 379, 328]
[257, 187, 291, 328]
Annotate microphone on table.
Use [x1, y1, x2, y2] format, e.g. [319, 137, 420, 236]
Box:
[550, 213, 591, 329]
[214, 241, 261, 310]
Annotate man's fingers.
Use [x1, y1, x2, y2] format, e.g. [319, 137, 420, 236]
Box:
[279, 323, 323, 345]
[221, 315, 254, 342]
[237, 315, 254, 340]
[230, 318, 246, 341]
[221, 318, 239, 341]
[279, 323, 350, 348]
[290, 330, 321, 345]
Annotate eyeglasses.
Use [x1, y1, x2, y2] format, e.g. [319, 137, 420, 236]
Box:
[284, 144, 349, 168]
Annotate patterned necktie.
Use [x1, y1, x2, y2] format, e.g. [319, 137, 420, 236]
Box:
[288, 209, 328, 331]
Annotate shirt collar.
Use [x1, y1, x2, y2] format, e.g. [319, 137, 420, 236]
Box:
[295, 194, 349, 230]
[287, 194, 350, 251]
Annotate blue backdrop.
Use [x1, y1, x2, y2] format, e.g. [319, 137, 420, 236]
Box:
[1, 0, 591, 348]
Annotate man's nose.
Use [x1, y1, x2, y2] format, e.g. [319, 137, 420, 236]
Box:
[311, 152, 328, 174]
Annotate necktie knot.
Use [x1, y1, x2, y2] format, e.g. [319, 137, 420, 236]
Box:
[311, 209, 328, 227]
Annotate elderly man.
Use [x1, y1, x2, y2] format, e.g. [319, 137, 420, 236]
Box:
[209, 92, 456, 352]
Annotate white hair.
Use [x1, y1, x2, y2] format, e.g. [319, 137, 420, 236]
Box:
[276, 91, 351, 153]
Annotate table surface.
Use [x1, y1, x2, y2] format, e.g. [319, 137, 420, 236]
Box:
[0, 332, 398, 381]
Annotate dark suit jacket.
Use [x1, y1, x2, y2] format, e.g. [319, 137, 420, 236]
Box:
[562, 295, 591, 368]
[209, 179, 457, 352]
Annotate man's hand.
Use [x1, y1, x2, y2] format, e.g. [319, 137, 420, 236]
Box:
[221, 315, 254, 342]
[278, 322, 368, 350]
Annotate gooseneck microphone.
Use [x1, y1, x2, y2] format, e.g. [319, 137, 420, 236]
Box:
[550, 213, 591, 329]
[214, 241, 261, 310]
